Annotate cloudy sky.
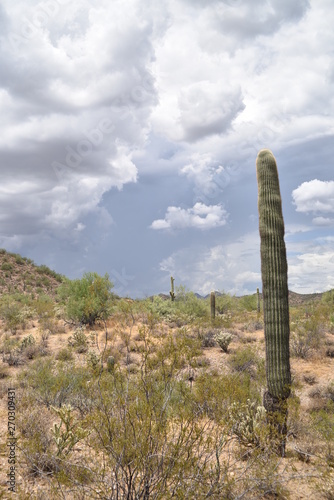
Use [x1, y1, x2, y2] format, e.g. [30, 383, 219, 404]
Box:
[0, 0, 334, 297]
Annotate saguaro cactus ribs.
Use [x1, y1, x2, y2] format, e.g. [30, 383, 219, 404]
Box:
[256, 148, 291, 456]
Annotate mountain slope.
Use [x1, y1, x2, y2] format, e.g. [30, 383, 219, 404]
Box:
[0, 249, 63, 297]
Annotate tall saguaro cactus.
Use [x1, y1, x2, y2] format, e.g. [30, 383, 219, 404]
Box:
[210, 291, 216, 322]
[170, 276, 175, 302]
[256, 149, 291, 455]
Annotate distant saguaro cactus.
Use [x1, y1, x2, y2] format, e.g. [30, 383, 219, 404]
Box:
[170, 276, 175, 302]
[256, 149, 291, 456]
[210, 291, 216, 321]
[256, 287, 260, 314]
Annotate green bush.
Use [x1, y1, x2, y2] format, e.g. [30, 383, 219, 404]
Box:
[56, 348, 74, 362]
[238, 294, 258, 312]
[215, 292, 236, 314]
[228, 399, 267, 447]
[58, 272, 114, 326]
[144, 287, 208, 324]
[20, 359, 92, 410]
[229, 346, 264, 380]
[15, 255, 25, 265]
[1, 262, 12, 271]
[215, 331, 233, 353]
[0, 296, 32, 333]
[68, 327, 89, 353]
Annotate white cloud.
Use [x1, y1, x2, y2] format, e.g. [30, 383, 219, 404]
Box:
[0, 0, 159, 243]
[180, 152, 240, 204]
[292, 179, 334, 213]
[150, 202, 228, 230]
[177, 83, 244, 142]
[289, 250, 334, 293]
[312, 216, 334, 226]
[159, 232, 261, 295]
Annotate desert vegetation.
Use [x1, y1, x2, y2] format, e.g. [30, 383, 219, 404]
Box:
[0, 253, 333, 498]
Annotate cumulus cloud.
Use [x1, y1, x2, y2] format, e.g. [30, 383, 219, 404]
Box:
[208, 0, 310, 43]
[159, 232, 261, 296]
[150, 202, 228, 230]
[289, 250, 334, 293]
[0, 0, 160, 243]
[180, 153, 239, 204]
[292, 179, 334, 213]
[178, 83, 245, 142]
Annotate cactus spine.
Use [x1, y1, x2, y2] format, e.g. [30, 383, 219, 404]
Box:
[210, 291, 216, 321]
[256, 149, 291, 455]
[170, 276, 175, 302]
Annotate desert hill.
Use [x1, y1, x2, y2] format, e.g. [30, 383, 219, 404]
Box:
[0, 249, 63, 297]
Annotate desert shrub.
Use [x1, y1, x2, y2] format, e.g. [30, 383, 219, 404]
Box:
[85, 352, 234, 500]
[1, 336, 22, 365]
[2, 348, 22, 366]
[194, 371, 257, 421]
[145, 287, 209, 324]
[290, 314, 325, 359]
[228, 399, 267, 447]
[322, 289, 334, 305]
[238, 294, 258, 312]
[1, 262, 13, 271]
[327, 346, 334, 358]
[325, 382, 334, 403]
[0, 364, 9, 378]
[20, 334, 42, 360]
[17, 403, 59, 477]
[20, 359, 92, 409]
[58, 272, 114, 326]
[311, 402, 334, 467]
[86, 350, 101, 371]
[215, 330, 233, 352]
[14, 255, 25, 265]
[215, 292, 235, 315]
[229, 346, 263, 378]
[145, 295, 178, 322]
[56, 348, 74, 362]
[68, 327, 89, 353]
[20, 334, 36, 350]
[198, 328, 217, 348]
[291, 331, 313, 359]
[51, 405, 88, 458]
[175, 286, 208, 319]
[0, 296, 31, 333]
[246, 320, 263, 331]
[303, 374, 317, 385]
[33, 294, 55, 319]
